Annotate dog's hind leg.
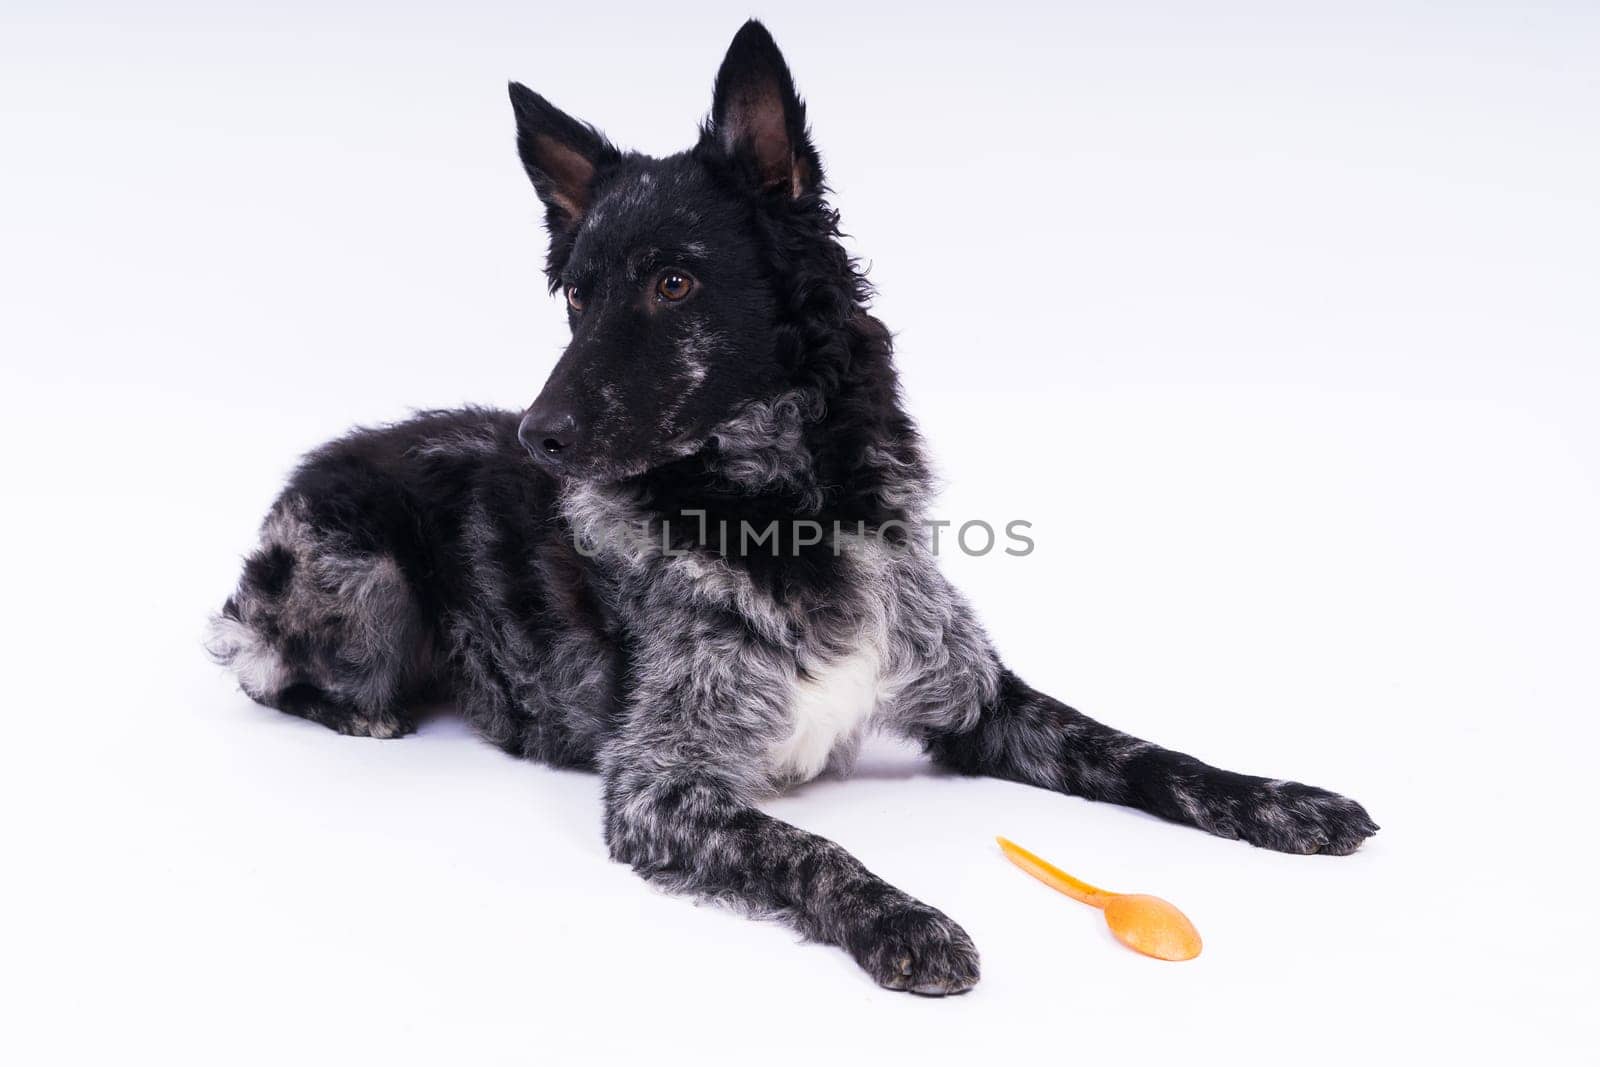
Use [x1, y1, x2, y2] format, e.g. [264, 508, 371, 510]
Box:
[921, 667, 1379, 855]
[206, 499, 431, 739]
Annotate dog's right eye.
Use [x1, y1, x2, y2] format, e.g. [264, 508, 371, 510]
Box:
[565, 286, 584, 311]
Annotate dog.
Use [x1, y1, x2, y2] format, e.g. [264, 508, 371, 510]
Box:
[207, 20, 1377, 994]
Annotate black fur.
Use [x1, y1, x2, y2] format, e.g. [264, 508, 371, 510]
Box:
[209, 20, 1377, 994]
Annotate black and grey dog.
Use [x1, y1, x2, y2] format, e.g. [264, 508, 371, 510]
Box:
[208, 21, 1376, 994]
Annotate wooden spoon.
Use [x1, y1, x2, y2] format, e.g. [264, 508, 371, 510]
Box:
[996, 836, 1203, 961]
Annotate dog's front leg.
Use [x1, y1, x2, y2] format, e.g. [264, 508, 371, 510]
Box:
[597, 635, 979, 994]
[602, 765, 978, 993]
[926, 668, 1379, 855]
[879, 563, 1377, 855]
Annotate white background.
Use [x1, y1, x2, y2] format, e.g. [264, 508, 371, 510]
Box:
[3, 1, 1596, 1063]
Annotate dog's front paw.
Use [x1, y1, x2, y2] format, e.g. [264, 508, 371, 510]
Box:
[1242, 780, 1379, 855]
[850, 903, 980, 996]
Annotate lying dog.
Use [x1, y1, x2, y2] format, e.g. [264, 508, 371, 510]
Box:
[208, 20, 1376, 994]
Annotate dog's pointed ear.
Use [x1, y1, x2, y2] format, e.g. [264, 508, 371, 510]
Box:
[509, 82, 618, 232]
[704, 20, 821, 197]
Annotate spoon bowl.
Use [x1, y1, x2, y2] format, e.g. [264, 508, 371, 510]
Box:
[1101, 893, 1203, 961]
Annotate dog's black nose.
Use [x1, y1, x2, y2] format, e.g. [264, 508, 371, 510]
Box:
[518, 406, 581, 466]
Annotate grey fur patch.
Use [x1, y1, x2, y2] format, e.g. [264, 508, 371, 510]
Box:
[709, 390, 825, 510]
[208, 498, 430, 721]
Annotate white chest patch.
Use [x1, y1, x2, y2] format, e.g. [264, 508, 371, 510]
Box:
[768, 644, 883, 786]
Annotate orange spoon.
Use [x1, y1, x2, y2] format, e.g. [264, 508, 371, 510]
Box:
[996, 836, 1203, 961]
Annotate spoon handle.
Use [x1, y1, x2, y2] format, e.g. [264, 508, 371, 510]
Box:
[996, 836, 1115, 908]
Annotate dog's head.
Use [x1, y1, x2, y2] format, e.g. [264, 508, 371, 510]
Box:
[510, 20, 830, 482]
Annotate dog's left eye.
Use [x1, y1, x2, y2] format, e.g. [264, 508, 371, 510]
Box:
[655, 272, 694, 303]
[565, 286, 584, 311]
